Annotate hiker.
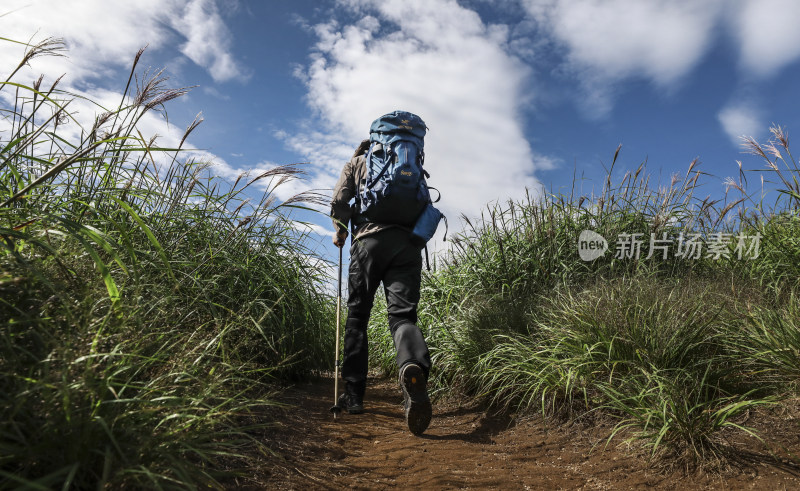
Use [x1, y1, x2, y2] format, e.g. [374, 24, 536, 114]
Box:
[330, 110, 443, 436]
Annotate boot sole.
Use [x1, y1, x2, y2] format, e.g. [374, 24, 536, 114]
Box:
[400, 364, 431, 435]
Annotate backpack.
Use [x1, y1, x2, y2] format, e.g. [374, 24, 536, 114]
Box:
[355, 110, 432, 228]
[354, 111, 446, 250]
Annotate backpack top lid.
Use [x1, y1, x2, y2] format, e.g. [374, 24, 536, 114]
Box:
[369, 111, 427, 145]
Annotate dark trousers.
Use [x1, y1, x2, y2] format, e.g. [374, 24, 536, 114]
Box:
[342, 228, 431, 398]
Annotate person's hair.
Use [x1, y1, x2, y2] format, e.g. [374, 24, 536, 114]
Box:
[352, 139, 370, 159]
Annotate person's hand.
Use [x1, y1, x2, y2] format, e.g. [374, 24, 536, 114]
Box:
[333, 229, 348, 248]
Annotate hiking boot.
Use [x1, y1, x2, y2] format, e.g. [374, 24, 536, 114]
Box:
[399, 363, 432, 435]
[337, 392, 364, 414]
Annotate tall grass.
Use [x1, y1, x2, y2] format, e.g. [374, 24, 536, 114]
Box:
[1, 40, 333, 488]
[368, 131, 800, 463]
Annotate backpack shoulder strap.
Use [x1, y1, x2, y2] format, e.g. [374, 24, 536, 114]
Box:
[366, 142, 397, 189]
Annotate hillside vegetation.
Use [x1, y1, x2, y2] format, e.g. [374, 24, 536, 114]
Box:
[369, 134, 800, 463]
[1, 40, 333, 488]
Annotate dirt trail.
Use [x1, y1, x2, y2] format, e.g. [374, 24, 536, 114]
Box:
[257, 376, 800, 490]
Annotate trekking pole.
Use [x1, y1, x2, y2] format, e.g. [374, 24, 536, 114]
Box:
[329, 245, 343, 419]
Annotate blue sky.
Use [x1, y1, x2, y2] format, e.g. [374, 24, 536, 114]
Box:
[4, 0, 800, 260]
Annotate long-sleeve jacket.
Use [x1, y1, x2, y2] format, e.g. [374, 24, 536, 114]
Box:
[330, 140, 407, 240]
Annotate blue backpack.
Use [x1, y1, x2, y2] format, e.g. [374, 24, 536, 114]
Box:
[355, 110, 444, 245]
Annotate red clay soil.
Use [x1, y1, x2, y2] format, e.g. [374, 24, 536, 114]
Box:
[249, 375, 800, 490]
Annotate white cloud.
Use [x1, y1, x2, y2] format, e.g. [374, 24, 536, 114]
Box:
[1, 1, 169, 84]
[292, 220, 335, 237]
[731, 0, 800, 77]
[0, 0, 251, 203]
[518, 0, 800, 125]
[289, 0, 545, 223]
[173, 0, 247, 82]
[521, 0, 723, 117]
[0, 0, 244, 86]
[717, 103, 762, 144]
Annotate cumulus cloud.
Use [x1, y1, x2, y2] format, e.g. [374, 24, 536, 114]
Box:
[731, 0, 800, 77]
[172, 0, 247, 82]
[0, 0, 244, 86]
[0, 0, 253, 205]
[717, 103, 762, 144]
[522, 0, 723, 117]
[289, 0, 546, 223]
